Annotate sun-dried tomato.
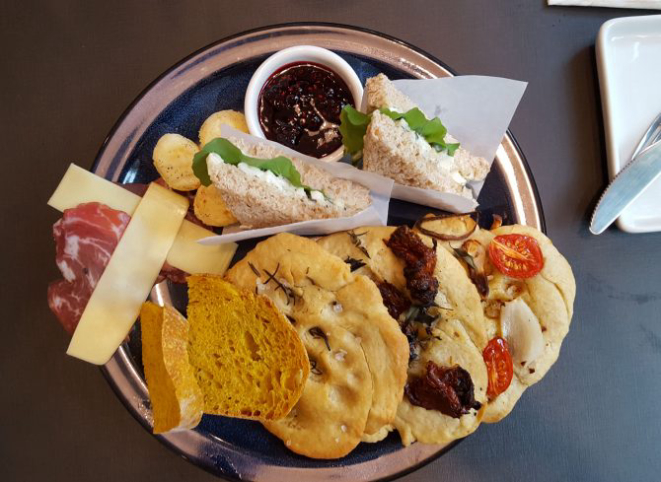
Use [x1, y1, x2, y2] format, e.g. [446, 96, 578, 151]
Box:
[376, 280, 411, 320]
[385, 226, 439, 305]
[405, 361, 482, 418]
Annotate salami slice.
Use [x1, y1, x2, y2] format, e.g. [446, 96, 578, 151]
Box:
[47, 203, 131, 333]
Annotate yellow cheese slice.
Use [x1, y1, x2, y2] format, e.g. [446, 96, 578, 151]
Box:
[67, 183, 188, 365]
[48, 164, 236, 275]
[167, 221, 233, 276]
[48, 163, 141, 213]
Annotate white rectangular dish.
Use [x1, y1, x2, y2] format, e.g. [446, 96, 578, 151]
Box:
[550, 1, 661, 10]
[596, 14, 661, 233]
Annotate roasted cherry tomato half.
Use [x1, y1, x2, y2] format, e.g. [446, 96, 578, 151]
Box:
[488, 234, 544, 279]
[483, 337, 514, 399]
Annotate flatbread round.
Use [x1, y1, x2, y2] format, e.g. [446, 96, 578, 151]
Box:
[439, 224, 575, 423]
[266, 319, 372, 459]
[225, 233, 409, 458]
[318, 227, 488, 446]
[394, 319, 487, 445]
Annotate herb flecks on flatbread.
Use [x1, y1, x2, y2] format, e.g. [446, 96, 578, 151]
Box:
[225, 233, 409, 458]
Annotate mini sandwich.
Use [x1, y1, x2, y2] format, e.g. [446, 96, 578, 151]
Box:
[193, 136, 372, 229]
[341, 74, 490, 199]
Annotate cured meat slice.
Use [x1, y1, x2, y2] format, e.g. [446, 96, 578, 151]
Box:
[158, 261, 188, 284]
[54, 202, 131, 286]
[48, 203, 130, 333]
[47, 201, 193, 334]
[47, 279, 91, 334]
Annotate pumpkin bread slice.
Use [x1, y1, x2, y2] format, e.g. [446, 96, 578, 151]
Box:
[140, 302, 204, 434]
[186, 275, 309, 420]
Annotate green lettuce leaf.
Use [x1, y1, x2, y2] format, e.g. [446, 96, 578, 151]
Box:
[379, 107, 458, 154]
[446, 142, 460, 156]
[192, 138, 319, 195]
[339, 105, 460, 157]
[339, 105, 371, 156]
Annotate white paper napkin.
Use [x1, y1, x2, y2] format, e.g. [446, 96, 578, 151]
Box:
[549, 0, 661, 9]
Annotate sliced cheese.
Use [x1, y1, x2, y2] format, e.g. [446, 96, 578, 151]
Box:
[67, 183, 188, 365]
[48, 163, 141, 213]
[48, 164, 237, 275]
[167, 221, 233, 276]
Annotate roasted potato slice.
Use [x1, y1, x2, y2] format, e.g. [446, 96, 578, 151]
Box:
[193, 185, 238, 227]
[199, 110, 249, 147]
[152, 133, 201, 191]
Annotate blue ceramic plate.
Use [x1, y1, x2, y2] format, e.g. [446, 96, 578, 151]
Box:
[95, 23, 544, 482]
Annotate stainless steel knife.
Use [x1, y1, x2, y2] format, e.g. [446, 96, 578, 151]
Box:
[590, 139, 661, 235]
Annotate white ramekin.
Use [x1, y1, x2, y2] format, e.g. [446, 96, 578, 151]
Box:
[244, 45, 363, 162]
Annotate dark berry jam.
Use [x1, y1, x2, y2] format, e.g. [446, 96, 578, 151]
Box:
[258, 61, 354, 158]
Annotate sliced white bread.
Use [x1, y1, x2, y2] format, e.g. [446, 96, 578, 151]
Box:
[206, 137, 371, 229]
[362, 74, 490, 198]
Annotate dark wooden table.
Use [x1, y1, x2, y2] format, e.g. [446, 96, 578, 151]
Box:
[2, 1, 660, 481]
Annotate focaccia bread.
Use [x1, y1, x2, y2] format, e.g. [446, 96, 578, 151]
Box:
[225, 233, 409, 458]
[207, 136, 371, 229]
[436, 223, 575, 422]
[318, 226, 488, 446]
[394, 319, 488, 445]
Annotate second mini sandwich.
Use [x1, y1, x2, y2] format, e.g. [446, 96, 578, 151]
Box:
[343, 74, 490, 199]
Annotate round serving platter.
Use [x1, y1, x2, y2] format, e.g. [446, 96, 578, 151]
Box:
[94, 23, 544, 482]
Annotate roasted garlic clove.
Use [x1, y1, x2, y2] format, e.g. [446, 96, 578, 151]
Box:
[500, 298, 544, 381]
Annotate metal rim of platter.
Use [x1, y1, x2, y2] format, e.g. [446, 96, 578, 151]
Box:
[92, 23, 544, 482]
